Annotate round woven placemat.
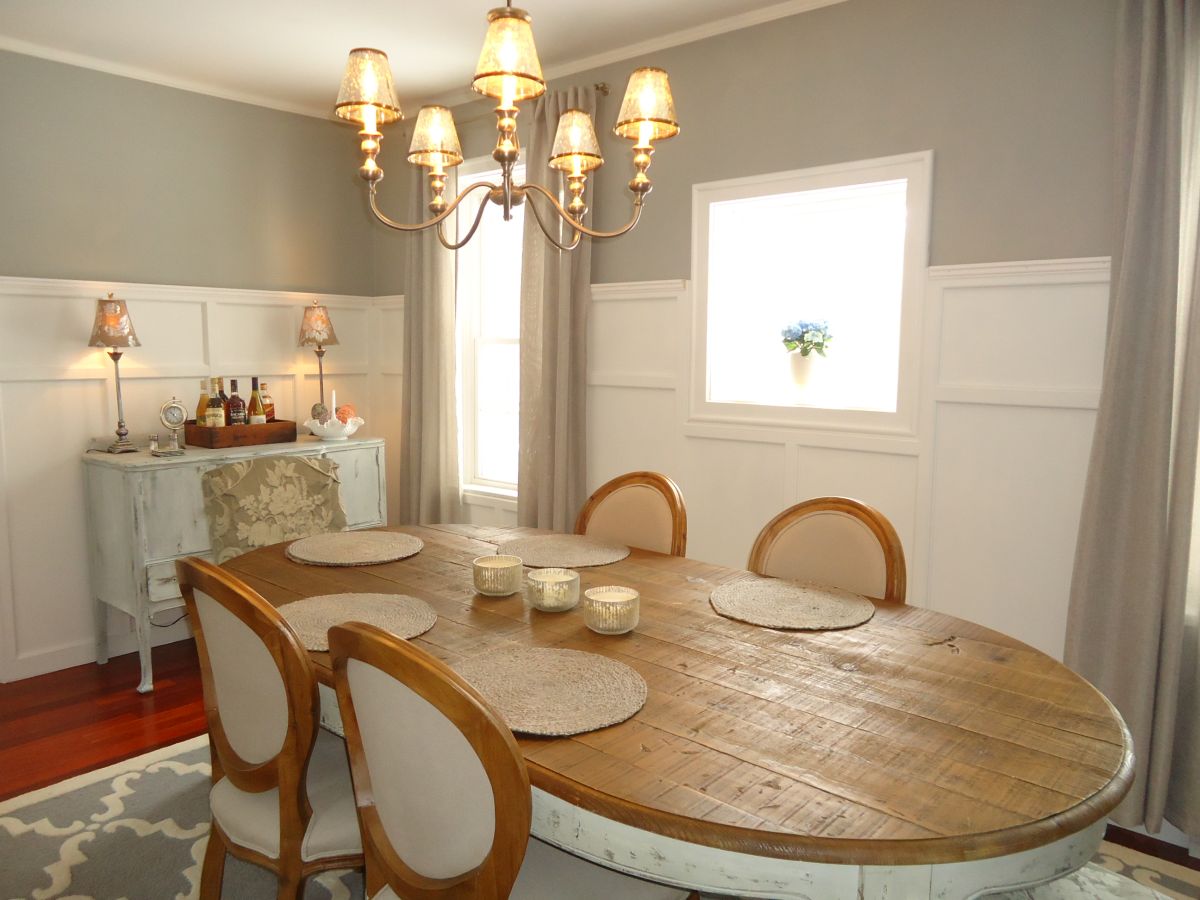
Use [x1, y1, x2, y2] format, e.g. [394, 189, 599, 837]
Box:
[280, 593, 437, 651]
[495, 534, 629, 568]
[709, 576, 875, 630]
[452, 647, 647, 736]
[286, 531, 424, 567]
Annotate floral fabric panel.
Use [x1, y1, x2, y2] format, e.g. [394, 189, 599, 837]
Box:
[202, 456, 348, 562]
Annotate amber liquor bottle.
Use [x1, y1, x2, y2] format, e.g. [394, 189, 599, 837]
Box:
[227, 379, 247, 425]
[217, 377, 231, 425]
[247, 377, 268, 425]
[194, 378, 210, 423]
[260, 382, 276, 422]
[204, 378, 226, 427]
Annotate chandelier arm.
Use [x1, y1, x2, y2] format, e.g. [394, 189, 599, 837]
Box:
[436, 196, 492, 250]
[367, 180, 498, 233]
[523, 192, 584, 251]
[521, 183, 645, 240]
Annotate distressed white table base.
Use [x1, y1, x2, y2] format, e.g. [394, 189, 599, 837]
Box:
[531, 787, 1107, 900]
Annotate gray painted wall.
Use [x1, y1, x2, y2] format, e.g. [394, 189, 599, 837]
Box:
[1, 0, 1115, 297]
[434, 0, 1115, 288]
[0, 51, 374, 295]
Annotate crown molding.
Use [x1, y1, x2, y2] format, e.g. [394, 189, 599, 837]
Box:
[0, 35, 328, 119]
[538, 0, 849, 88]
[1, 0, 848, 119]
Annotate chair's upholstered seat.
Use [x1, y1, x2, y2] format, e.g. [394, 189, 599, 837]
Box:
[371, 836, 689, 899]
[210, 728, 361, 862]
[202, 456, 347, 563]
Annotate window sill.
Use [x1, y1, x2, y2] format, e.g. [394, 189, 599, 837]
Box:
[461, 484, 518, 510]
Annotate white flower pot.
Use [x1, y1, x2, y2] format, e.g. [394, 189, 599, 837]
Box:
[790, 350, 817, 385]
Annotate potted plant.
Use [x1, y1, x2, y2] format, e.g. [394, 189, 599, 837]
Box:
[781, 320, 831, 386]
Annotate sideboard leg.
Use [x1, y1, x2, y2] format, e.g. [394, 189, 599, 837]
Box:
[135, 611, 154, 693]
[94, 597, 109, 665]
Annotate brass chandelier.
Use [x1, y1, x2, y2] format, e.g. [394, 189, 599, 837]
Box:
[334, 2, 679, 251]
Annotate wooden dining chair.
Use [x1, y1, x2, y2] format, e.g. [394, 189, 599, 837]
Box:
[328, 622, 692, 900]
[201, 456, 348, 563]
[176, 557, 363, 899]
[747, 496, 907, 603]
[574, 471, 688, 556]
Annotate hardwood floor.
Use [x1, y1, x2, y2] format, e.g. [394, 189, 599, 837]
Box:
[0, 639, 206, 802]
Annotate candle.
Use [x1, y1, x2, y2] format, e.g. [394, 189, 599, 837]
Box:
[330, 388, 336, 412]
[473, 555, 523, 597]
[583, 586, 640, 634]
[527, 568, 580, 612]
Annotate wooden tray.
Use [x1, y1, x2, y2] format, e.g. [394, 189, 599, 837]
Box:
[184, 419, 297, 449]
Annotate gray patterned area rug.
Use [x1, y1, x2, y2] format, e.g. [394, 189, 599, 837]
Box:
[0, 737, 361, 900]
[0, 736, 1188, 899]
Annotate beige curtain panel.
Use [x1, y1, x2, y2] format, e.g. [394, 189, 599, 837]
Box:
[1066, 0, 1200, 839]
[517, 85, 597, 531]
[399, 160, 462, 525]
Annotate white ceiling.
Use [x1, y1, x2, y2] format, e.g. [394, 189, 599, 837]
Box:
[0, 0, 844, 119]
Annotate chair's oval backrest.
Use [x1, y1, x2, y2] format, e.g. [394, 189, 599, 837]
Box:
[747, 497, 907, 603]
[329, 623, 531, 899]
[176, 557, 319, 791]
[202, 456, 348, 563]
[575, 471, 688, 556]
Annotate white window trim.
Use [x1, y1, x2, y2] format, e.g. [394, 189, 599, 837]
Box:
[456, 155, 523, 495]
[689, 150, 933, 436]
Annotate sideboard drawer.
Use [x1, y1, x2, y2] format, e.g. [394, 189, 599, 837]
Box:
[146, 557, 206, 605]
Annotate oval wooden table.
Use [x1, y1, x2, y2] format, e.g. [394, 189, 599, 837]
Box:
[224, 524, 1133, 900]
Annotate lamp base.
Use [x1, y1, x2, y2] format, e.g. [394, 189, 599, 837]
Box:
[105, 437, 139, 454]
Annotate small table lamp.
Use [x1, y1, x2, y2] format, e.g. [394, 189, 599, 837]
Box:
[298, 300, 339, 407]
[88, 292, 140, 454]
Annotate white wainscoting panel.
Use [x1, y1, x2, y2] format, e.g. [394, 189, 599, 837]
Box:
[919, 259, 1109, 658]
[938, 280, 1108, 392]
[927, 404, 1096, 656]
[684, 437, 789, 569]
[589, 263, 1109, 659]
[0, 276, 396, 682]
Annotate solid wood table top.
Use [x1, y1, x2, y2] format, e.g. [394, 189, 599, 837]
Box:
[224, 524, 1133, 867]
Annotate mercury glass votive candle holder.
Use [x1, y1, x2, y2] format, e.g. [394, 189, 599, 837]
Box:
[583, 586, 640, 634]
[526, 568, 580, 612]
[473, 555, 524, 597]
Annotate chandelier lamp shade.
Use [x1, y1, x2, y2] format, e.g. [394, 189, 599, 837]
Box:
[333, 2, 679, 251]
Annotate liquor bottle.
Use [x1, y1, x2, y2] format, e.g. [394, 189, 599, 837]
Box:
[247, 377, 268, 425]
[195, 378, 210, 423]
[217, 377, 231, 425]
[260, 382, 276, 422]
[204, 378, 226, 427]
[227, 379, 247, 425]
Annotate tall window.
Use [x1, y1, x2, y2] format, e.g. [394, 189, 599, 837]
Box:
[692, 151, 931, 433]
[456, 160, 525, 492]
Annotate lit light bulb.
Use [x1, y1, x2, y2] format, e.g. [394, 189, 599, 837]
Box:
[638, 119, 654, 148]
[569, 123, 582, 149]
[499, 36, 518, 71]
[638, 84, 656, 116]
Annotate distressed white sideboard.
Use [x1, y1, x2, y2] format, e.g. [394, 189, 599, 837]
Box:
[82, 435, 386, 692]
